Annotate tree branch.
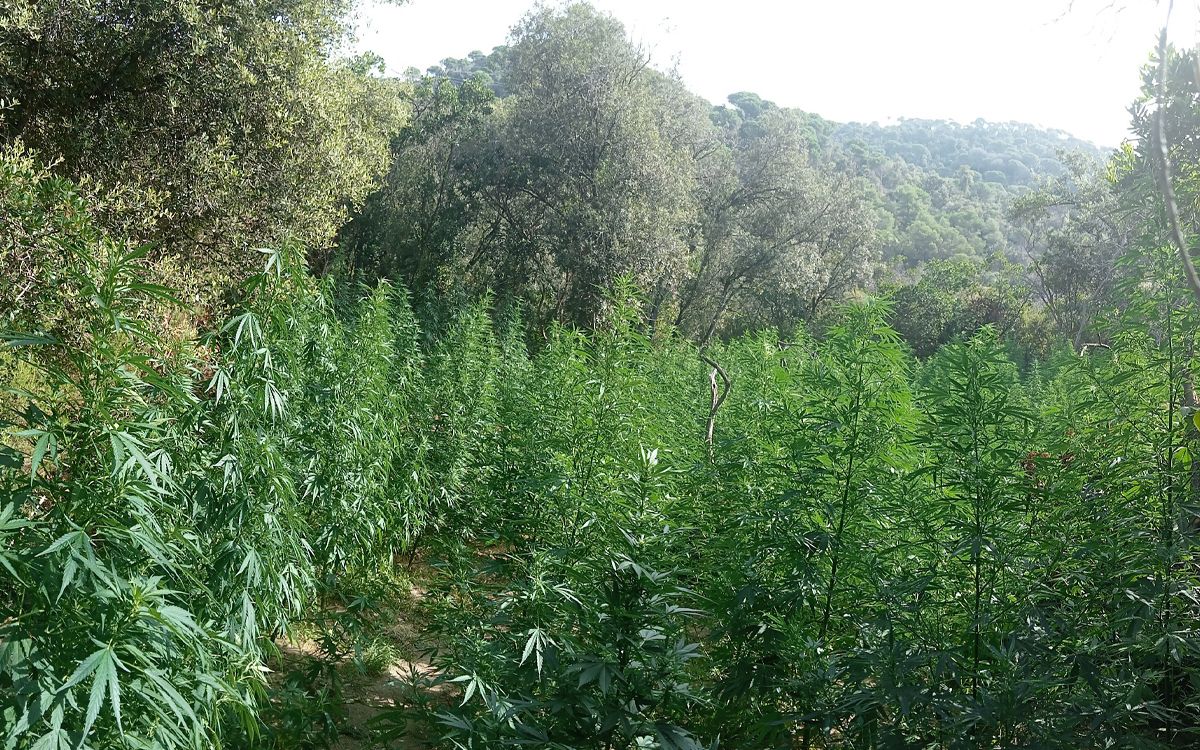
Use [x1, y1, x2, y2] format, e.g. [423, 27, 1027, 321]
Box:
[1153, 18, 1200, 307]
[699, 351, 731, 450]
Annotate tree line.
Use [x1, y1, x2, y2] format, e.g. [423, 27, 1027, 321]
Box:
[339, 5, 1112, 346]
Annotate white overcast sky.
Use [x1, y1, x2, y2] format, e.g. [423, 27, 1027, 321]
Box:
[353, 0, 1200, 147]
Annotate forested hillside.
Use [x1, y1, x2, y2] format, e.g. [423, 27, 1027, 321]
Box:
[3, 1, 1200, 749]
[831, 116, 1106, 265]
[346, 20, 1110, 344]
[419, 48, 1107, 271]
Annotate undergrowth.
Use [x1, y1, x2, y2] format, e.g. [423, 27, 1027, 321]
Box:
[2, 147, 1200, 750]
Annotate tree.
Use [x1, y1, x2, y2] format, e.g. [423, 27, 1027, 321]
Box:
[336, 75, 497, 293]
[1, 0, 405, 311]
[1129, 41, 1200, 307]
[492, 2, 697, 327]
[1012, 153, 1132, 350]
[338, 2, 705, 331]
[427, 46, 512, 96]
[675, 106, 879, 341]
[884, 257, 1032, 358]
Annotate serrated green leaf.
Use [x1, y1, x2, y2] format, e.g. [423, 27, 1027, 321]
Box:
[30, 431, 54, 484]
[28, 729, 65, 750]
[82, 647, 116, 738]
[38, 530, 84, 558]
[60, 647, 106, 692]
[0, 332, 58, 348]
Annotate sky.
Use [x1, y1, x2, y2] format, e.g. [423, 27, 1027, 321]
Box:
[353, 0, 1200, 147]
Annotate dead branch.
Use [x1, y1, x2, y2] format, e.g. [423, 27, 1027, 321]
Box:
[699, 351, 731, 449]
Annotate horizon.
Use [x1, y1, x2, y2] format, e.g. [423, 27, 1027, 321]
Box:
[354, 0, 1200, 148]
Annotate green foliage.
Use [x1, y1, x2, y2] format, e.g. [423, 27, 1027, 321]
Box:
[415, 533, 706, 749]
[426, 47, 512, 97]
[1, 145, 98, 336]
[6, 3, 1200, 750]
[0, 154, 455, 748]
[1, 178, 261, 748]
[6, 117, 1200, 748]
[337, 4, 1107, 341]
[1, 0, 406, 310]
[676, 106, 880, 341]
[837, 117, 1102, 185]
[831, 116, 1105, 267]
[337, 75, 496, 293]
[343, 3, 702, 330]
[1012, 152, 1133, 349]
[883, 256, 1039, 359]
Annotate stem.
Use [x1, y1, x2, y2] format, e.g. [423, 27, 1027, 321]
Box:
[1153, 15, 1200, 308]
[699, 352, 731, 453]
[818, 356, 865, 642]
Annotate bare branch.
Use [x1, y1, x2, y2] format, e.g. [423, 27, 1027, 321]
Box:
[699, 351, 731, 450]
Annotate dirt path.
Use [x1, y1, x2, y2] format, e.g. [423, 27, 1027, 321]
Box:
[273, 581, 450, 749]
[335, 614, 445, 749]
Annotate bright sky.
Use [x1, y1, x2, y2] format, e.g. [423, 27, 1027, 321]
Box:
[353, 0, 1200, 147]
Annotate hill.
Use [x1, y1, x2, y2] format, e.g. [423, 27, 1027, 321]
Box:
[420, 51, 1109, 272]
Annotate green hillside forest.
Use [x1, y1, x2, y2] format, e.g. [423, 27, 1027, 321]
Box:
[4, 1, 1200, 748]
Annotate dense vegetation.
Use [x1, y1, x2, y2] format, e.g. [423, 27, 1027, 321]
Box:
[340, 6, 1111, 342]
[3, 1, 1200, 749]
